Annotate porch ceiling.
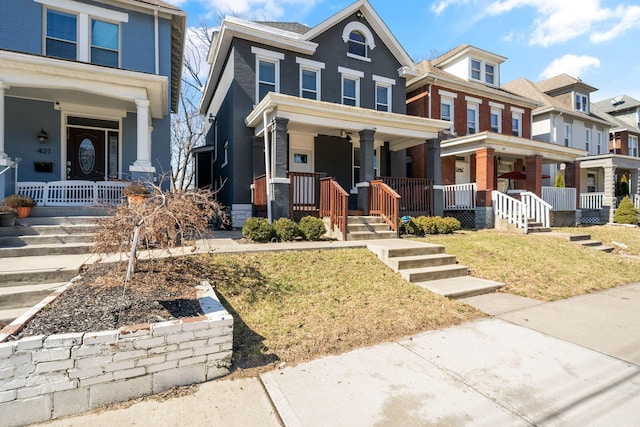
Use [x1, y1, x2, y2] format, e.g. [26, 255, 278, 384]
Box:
[578, 154, 640, 170]
[0, 50, 168, 119]
[246, 93, 451, 151]
[440, 131, 587, 163]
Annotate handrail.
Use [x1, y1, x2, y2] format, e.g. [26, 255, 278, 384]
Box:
[493, 190, 528, 234]
[319, 177, 348, 241]
[369, 180, 400, 235]
[521, 191, 551, 228]
[378, 176, 434, 215]
[0, 157, 21, 177]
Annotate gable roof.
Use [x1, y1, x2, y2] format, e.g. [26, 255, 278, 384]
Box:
[594, 95, 640, 114]
[536, 73, 597, 94]
[503, 77, 611, 126]
[590, 103, 640, 134]
[200, 0, 417, 114]
[432, 44, 506, 68]
[407, 59, 539, 109]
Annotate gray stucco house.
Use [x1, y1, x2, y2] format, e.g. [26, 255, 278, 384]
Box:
[0, 0, 185, 203]
[198, 0, 449, 229]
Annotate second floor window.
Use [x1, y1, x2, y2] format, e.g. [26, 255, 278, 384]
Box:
[512, 111, 523, 137]
[301, 68, 318, 100]
[471, 60, 481, 80]
[575, 94, 589, 113]
[629, 135, 639, 157]
[597, 132, 602, 154]
[46, 10, 77, 60]
[586, 129, 591, 153]
[490, 108, 501, 133]
[376, 84, 390, 112]
[467, 105, 478, 135]
[485, 64, 495, 84]
[564, 124, 572, 147]
[91, 19, 119, 67]
[342, 76, 358, 106]
[258, 60, 277, 101]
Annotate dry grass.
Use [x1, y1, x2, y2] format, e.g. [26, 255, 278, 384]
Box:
[197, 249, 484, 377]
[555, 225, 640, 256]
[416, 228, 640, 301]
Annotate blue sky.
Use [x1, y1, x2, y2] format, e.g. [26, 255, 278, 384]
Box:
[173, 0, 640, 102]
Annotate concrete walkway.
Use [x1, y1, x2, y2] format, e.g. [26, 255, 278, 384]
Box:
[33, 282, 640, 426]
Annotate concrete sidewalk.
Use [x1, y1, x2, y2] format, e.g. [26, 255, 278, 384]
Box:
[36, 283, 640, 426]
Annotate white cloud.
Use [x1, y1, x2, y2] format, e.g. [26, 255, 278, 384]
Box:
[590, 5, 640, 43]
[195, 0, 319, 21]
[540, 54, 601, 80]
[431, 0, 471, 15]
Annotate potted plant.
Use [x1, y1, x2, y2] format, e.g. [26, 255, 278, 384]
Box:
[0, 206, 18, 227]
[2, 194, 36, 218]
[123, 183, 150, 205]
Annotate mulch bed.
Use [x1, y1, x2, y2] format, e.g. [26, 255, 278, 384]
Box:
[10, 258, 206, 341]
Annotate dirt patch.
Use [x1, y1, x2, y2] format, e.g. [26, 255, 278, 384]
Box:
[11, 258, 205, 341]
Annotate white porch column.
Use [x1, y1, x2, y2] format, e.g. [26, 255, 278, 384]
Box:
[130, 99, 155, 173]
[0, 81, 10, 163]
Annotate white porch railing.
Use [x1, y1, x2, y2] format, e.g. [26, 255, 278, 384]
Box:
[580, 193, 604, 209]
[443, 183, 476, 210]
[17, 181, 129, 206]
[521, 192, 551, 228]
[541, 186, 576, 211]
[634, 194, 640, 210]
[493, 190, 528, 233]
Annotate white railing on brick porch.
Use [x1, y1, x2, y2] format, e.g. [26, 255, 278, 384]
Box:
[493, 190, 528, 233]
[580, 193, 604, 209]
[17, 181, 129, 206]
[541, 186, 576, 211]
[443, 183, 476, 210]
[521, 192, 551, 228]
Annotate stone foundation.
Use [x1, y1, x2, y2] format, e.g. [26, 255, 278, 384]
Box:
[0, 281, 233, 427]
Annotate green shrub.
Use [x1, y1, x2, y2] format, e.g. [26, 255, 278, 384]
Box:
[614, 196, 639, 225]
[298, 216, 326, 240]
[273, 218, 299, 241]
[413, 215, 461, 234]
[400, 216, 422, 236]
[242, 217, 274, 242]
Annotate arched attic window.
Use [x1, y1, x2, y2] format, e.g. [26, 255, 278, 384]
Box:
[342, 21, 375, 60]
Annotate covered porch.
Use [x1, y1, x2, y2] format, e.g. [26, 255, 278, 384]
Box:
[0, 49, 169, 201]
[246, 93, 450, 237]
[438, 131, 587, 229]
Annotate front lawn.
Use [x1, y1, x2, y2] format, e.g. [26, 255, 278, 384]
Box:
[417, 228, 640, 301]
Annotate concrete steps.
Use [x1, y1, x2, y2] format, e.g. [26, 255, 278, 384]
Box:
[367, 239, 503, 298]
[346, 216, 397, 241]
[532, 231, 614, 253]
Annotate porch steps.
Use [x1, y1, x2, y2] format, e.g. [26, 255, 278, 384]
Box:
[532, 231, 614, 253]
[527, 220, 551, 233]
[367, 239, 503, 299]
[346, 216, 397, 241]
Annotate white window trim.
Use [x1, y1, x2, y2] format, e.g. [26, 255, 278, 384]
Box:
[467, 103, 479, 135]
[489, 101, 504, 109]
[36, 0, 128, 22]
[338, 66, 364, 78]
[490, 107, 502, 133]
[339, 67, 363, 107]
[221, 141, 229, 168]
[295, 57, 325, 69]
[440, 97, 455, 133]
[43, 5, 123, 65]
[253, 47, 284, 103]
[585, 129, 592, 154]
[469, 57, 498, 85]
[575, 92, 589, 113]
[296, 58, 324, 100]
[564, 123, 572, 147]
[438, 89, 458, 99]
[512, 111, 523, 137]
[372, 75, 396, 86]
[465, 95, 483, 104]
[510, 106, 525, 114]
[342, 21, 376, 62]
[375, 82, 391, 112]
[629, 135, 638, 157]
[597, 132, 603, 154]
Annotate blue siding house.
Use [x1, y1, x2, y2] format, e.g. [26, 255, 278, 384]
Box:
[198, 0, 449, 228]
[0, 0, 185, 202]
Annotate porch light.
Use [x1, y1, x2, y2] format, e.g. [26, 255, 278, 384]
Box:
[37, 129, 48, 144]
[208, 113, 216, 124]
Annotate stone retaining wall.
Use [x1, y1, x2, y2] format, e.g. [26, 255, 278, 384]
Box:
[0, 282, 233, 427]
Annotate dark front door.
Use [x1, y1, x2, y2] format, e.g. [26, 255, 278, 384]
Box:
[67, 128, 106, 181]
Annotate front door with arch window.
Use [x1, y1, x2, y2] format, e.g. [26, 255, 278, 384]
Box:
[67, 128, 106, 181]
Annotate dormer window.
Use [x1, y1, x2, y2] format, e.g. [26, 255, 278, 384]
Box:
[469, 58, 498, 85]
[342, 21, 375, 62]
[575, 93, 589, 113]
[348, 31, 367, 57]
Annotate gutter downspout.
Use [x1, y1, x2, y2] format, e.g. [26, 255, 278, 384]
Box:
[263, 108, 274, 223]
[154, 10, 159, 75]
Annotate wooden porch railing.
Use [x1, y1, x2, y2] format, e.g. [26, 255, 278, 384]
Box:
[580, 193, 604, 210]
[319, 177, 348, 241]
[252, 174, 268, 217]
[289, 172, 327, 220]
[369, 180, 400, 234]
[377, 176, 434, 216]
